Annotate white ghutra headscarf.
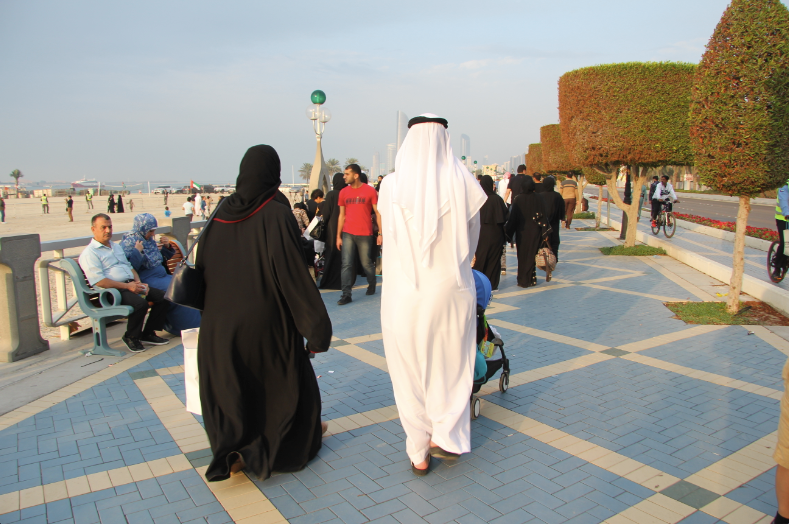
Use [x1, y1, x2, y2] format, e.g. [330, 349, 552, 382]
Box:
[383, 113, 486, 288]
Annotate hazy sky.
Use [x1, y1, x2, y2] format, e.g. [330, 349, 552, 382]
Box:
[1, 0, 744, 184]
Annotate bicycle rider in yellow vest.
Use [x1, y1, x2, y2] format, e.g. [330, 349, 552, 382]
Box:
[775, 181, 789, 276]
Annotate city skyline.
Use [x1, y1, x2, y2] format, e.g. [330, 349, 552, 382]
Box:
[1, 1, 735, 183]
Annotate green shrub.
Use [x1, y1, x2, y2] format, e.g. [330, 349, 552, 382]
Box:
[573, 211, 595, 219]
[540, 125, 580, 175]
[599, 245, 667, 256]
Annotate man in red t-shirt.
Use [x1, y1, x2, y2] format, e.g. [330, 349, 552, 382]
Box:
[336, 164, 383, 305]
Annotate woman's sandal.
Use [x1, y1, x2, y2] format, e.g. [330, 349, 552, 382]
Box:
[321, 421, 329, 435]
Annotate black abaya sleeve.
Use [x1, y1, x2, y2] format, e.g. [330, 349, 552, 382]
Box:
[268, 210, 333, 353]
[505, 200, 522, 242]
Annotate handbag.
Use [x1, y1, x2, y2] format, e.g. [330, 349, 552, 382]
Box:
[536, 238, 557, 272]
[308, 216, 325, 241]
[164, 199, 224, 310]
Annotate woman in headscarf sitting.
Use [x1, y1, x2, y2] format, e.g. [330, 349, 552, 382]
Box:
[505, 177, 550, 288]
[540, 176, 565, 261]
[317, 173, 348, 289]
[196, 145, 332, 482]
[120, 213, 201, 335]
[473, 175, 508, 290]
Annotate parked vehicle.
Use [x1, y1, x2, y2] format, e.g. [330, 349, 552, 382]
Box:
[152, 185, 173, 194]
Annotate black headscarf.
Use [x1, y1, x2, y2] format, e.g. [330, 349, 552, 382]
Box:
[216, 145, 281, 223]
[479, 175, 507, 225]
[332, 173, 347, 192]
[522, 177, 536, 194]
[359, 173, 368, 184]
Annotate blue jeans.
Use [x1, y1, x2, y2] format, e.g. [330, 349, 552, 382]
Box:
[341, 232, 376, 296]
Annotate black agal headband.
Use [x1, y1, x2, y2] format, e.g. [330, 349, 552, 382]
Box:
[408, 116, 448, 128]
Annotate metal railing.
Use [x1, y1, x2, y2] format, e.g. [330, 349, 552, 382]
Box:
[37, 218, 207, 341]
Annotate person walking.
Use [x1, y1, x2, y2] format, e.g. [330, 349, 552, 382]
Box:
[200, 196, 207, 219]
[561, 174, 578, 229]
[541, 177, 565, 261]
[66, 196, 74, 222]
[41, 193, 49, 214]
[473, 175, 508, 290]
[336, 164, 381, 305]
[318, 174, 348, 290]
[86, 192, 94, 210]
[506, 178, 550, 288]
[196, 144, 332, 482]
[504, 165, 528, 204]
[532, 172, 545, 193]
[194, 193, 202, 218]
[117, 194, 125, 213]
[183, 197, 194, 221]
[379, 114, 486, 475]
[163, 192, 168, 206]
[305, 189, 323, 221]
[107, 193, 116, 213]
[128, 199, 135, 212]
[0, 195, 5, 223]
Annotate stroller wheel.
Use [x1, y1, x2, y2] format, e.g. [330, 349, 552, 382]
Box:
[499, 372, 509, 393]
[471, 396, 481, 420]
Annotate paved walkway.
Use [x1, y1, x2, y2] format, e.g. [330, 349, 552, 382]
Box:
[0, 221, 786, 524]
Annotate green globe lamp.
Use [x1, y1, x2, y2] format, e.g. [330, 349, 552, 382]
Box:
[306, 90, 331, 194]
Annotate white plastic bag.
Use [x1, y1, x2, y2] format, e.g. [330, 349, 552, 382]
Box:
[182, 328, 202, 415]
[304, 216, 321, 239]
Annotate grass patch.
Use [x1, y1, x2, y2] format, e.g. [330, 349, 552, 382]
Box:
[576, 227, 615, 231]
[573, 212, 595, 219]
[599, 245, 666, 256]
[666, 301, 789, 325]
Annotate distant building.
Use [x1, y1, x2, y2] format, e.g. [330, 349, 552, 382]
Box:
[386, 143, 396, 173]
[483, 164, 499, 176]
[371, 152, 380, 178]
[396, 111, 409, 151]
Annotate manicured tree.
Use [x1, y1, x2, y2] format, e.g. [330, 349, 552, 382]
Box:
[559, 62, 696, 246]
[525, 143, 542, 177]
[689, 0, 789, 313]
[541, 124, 586, 211]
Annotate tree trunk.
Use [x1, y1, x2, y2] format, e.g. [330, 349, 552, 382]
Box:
[726, 196, 751, 314]
[14, 181, 18, 198]
[624, 167, 646, 248]
[596, 185, 603, 229]
[576, 176, 587, 213]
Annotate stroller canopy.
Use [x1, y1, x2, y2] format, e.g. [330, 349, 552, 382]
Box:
[472, 269, 492, 310]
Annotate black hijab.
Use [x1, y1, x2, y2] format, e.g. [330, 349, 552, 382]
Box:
[216, 145, 281, 223]
[522, 177, 536, 194]
[479, 175, 508, 225]
[332, 173, 347, 193]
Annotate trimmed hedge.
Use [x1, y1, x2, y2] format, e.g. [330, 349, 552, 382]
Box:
[526, 143, 542, 177]
[541, 124, 579, 175]
[582, 167, 607, 186]
[558, 62, 696, 167]
[689, 0, 789, 196]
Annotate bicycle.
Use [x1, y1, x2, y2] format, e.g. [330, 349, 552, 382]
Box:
[767, 240, 789, 283]
[651, 199, 678, 238]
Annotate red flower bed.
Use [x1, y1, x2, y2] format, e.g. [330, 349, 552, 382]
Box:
[674, 212, 778, 242]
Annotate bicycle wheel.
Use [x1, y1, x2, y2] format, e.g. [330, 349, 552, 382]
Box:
[768, 242, 787, 283]
[664, 212, 676, 238]
[651, 215, 661, 235]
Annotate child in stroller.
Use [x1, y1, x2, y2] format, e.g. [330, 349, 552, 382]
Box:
[471, 270, 510, 419]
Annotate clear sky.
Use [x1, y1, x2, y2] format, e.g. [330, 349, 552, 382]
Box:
[0, 0, 745, 184]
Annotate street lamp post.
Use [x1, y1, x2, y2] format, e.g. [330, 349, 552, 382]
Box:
[306, 90, 332, 194]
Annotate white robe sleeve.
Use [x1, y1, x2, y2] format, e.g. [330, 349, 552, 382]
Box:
[468, 211, 481, 260]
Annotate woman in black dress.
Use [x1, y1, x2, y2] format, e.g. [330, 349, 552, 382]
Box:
[196, 145, 332, 482]
[107, 194, 116, 213]
[505, 177, 549, 288]
[116, 195, 125, 213]
[318, 173, 347, 290]
[473, 175, 508, 290]
[540, 176, 565, 261]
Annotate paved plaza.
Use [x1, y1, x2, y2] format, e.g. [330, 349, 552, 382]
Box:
[0, 223, 786, 524]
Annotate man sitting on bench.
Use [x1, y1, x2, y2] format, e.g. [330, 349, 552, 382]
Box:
[78, 213, 169, 352]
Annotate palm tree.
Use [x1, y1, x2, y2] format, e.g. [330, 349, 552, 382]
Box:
[325, 158, 341, 174]
[344, 158, 368, 173]
[9, 170, 22, 198]
[298, 163, 313, 181]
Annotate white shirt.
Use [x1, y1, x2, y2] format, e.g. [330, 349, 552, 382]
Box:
[653, 182, 677, 202]
[183, 202, 194, 215]
[497, 179, 510, 204]
[78, 239, 135, 286]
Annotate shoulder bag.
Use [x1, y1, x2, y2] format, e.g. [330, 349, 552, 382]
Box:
[164, 199, 224, 310]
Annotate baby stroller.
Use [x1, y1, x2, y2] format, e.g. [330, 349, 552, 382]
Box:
[471, 270, 510, 419]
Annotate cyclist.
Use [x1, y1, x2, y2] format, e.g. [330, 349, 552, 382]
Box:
[651, 175, 679, 228]
[774, 180, 789, 277]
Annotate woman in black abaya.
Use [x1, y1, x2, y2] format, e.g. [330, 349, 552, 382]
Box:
[116, 195, 125, 213]
[318, 173, 347, 290]
[196, 145, 332, 482]
[473, 175, 508, 290]
[107, 194, 116, 213]
[540, 176, 565, 261]
[505, 177, 549, 288]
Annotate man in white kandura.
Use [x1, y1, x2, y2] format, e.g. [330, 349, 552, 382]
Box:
[378, 114, 486, 476]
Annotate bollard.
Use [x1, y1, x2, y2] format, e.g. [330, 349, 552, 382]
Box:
[170, 217, 191, 253]
[0, 234, 49, 362]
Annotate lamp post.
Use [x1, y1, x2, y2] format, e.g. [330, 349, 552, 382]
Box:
[306, 90, 332, 194]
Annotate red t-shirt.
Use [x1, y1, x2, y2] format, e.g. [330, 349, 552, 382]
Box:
[339, 184, 378, 236]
